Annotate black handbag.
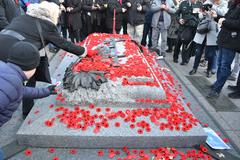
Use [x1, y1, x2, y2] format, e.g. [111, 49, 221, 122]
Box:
[181, 27, 195, 44]
[34, 20, 52, 83]
[197, 17, 212, 34]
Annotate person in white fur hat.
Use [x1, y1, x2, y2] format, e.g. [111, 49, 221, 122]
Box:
[0, 1, 87, 118]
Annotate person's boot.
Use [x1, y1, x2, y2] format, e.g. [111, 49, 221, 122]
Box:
[207, 90, 220, 98]
[227, 85, 239, 92]
[180, 62, 187, 65]
[189, 69, 197, 75]
[228, 90, 240, 99]
[166, 49, 172, 53]
[228, 75, 237, 81]
[206, 70, 211, 78]
[173, 59, 178, 63]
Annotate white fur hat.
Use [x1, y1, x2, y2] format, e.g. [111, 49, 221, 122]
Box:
[27, 1, 60, 25]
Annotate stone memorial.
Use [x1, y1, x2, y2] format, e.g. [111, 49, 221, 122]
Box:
[17, 33, 207, 149]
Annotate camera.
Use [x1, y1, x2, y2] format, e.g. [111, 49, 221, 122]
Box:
[201, 3, 213, 12]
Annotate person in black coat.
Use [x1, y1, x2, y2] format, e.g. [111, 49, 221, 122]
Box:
[82, 0, 105, 37]
[124, 0, 149, 42]
[0, 0, 22, 31]
[207, 0, 240, 98]
[0, 1, 86, 117]
[105, 0, 125, 33]
[64, 0, 83, 42]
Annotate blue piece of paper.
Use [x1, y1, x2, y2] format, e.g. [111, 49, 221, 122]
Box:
[204, 127, 231, 150]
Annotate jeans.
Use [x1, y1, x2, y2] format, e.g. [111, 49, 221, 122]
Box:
[0, 149, 3, 160]
[193, 43, 218, 71]
[231, 53, 240, 77]
[213, 47, 236, 93]
[141, 23, 152, 48]
[211, 50, 218, 73]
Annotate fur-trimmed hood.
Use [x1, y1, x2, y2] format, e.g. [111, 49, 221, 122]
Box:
[26, 1, 60, 25]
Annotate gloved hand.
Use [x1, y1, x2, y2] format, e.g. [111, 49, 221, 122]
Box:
[48, 85, 57, 95]
[80, 47, 88, 58]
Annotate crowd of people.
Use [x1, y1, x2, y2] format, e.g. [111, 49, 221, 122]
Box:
[0, 0, 239, 128]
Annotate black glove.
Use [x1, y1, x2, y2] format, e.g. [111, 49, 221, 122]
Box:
[47, 85, 57, 95]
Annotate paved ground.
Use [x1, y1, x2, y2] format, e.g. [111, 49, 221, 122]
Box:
[0, 47, 240, 159]
[164, 51, 240, 151]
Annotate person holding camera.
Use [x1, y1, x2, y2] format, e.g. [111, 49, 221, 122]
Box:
[189, 0, 228, 77]
[207, 0, 240, 98]
[173, 0, 202, 65]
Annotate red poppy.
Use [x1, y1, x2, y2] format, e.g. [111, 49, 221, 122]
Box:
[48, 148, 56, 153]
[69, 149, 77, 155]
[24, 149, 32, 156]
[52, 157, 59, 160]
[98, 150, 104, 157]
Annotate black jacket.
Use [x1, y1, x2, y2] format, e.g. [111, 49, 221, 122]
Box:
[105, 0, 123, 30]
[82, 0, 105, 25]
[125, 0, 149, 26]
[64, 0, 83, 30]
[0, 0, 21, 31]
[217, 3, 240, 52]
[0, 15, 85, 61]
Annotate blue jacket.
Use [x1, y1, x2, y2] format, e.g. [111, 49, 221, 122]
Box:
[0, 61, 50, 127]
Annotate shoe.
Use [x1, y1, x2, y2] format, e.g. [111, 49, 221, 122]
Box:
[150, 48, 160, 55]
[227, 85, 239, 92]
[228, 91, 240, 99]
[189, 69, 197, 75]
[207, 84, 214, 89]
[22, 114, 27, 120]
[173, 59, 178, 63]
[166, 49, 172, 53]
[180, 62, 187, 65]
[206, 71, 211, 78]
[207, 90, 220, 98]
[228, 75, 237, 81]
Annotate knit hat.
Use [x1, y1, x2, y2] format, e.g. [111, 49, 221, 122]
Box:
[8, 42, 40, 71]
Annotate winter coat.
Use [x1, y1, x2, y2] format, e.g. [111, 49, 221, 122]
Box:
[0, 15, 85, 61]
[193, 0, 228, 46]
[0, 61, 50, 127]
[217, 3, 240, 52]
[125, 0, 150, 26]
[167, 14, 179, 39]
[151, 0, 176, 29]
[175, 0, 202, 31]
[82, 0, 105, 26]
[0, 0, 22, 31]
[64, 0, 83, 30]
[105, 0, 123, 30]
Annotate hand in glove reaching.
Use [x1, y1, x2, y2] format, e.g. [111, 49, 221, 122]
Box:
[47, 85, 57, 95]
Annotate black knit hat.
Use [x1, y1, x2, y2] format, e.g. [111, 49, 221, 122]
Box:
[8, 42, 40, 71]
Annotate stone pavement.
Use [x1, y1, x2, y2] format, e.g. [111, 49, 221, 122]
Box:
[163, 51, 240, 152]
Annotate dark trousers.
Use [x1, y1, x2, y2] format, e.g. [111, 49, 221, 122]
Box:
[173, 34, 189, 63]
[167, 37, 176, 51]
[68, 26, 80, 43]
[141, 23, 152, 48]
[61, 25, 67, 39]
[22, 76, 36, 116]
[213, 47, 236, 93]
[193, 42, 218, 71]
[122, 19, 128, 35]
